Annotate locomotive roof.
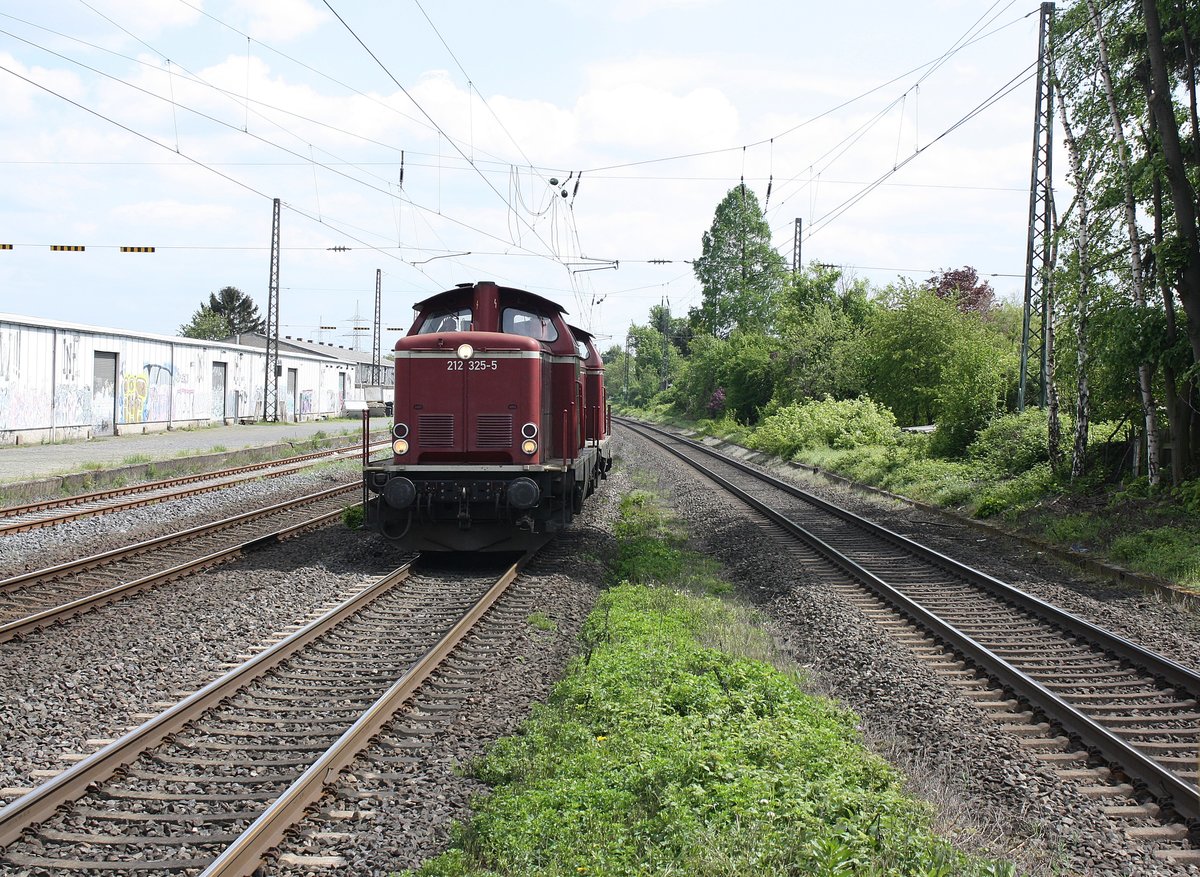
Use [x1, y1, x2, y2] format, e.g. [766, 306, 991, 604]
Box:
[414, 282, 567, 315]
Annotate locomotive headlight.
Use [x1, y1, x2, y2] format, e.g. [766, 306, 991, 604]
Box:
[521, 438, 538, 455]
[456, 343, 474, 360]
[521, 422, 538, 438]
[392, 438, 410, 455]
[392, 422, 409, 439]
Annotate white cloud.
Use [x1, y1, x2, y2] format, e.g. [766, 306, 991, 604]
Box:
[558, 0, 720, 23]
[82, 0, 203, 39]
[577, 83, 738, 151]
[110, 199, 238, 226]
[233, 0, 326, 42]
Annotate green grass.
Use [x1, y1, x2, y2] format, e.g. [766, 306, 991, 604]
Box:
[121, 454, 153, 465]
[527, 611, 558, 633]
[408, 585, 1013, 877]
[405, 490, 1016, 877]
[609, 490, 731, 595]
[1108, 527, 1200, 588]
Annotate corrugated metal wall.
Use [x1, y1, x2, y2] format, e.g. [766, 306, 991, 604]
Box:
[0, 317, 362, 441]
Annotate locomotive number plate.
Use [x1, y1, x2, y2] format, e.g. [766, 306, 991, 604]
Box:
[447, 359, 499, 371]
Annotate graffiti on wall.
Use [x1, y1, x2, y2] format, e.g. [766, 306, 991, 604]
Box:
[51, 333, 91, 426]
[0, 328, 48, 430]
[144, 364, 172, 422]
[299, 390, 313, 415]
[0, 383, 53, 430]
[54, 385, 92, 427]
[121, 372, 149, 424]
[60, 333, 80, 382]
[0, 326, 19, 383]
[116, 364, 209, 424]
[170, 364, 193, 420]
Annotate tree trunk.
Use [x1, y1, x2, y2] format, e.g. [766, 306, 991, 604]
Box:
[1057, 95, 1092, 480]
[1144, 0, 1200, 372]
[1087, 0, 1161, 485]
[1153, 164, 1189, 484]
[1047, 315, 1062, 473]
[1191, 381, 1200, 473]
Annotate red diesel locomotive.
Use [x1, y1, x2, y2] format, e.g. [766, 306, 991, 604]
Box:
[363, 281, 612, 551]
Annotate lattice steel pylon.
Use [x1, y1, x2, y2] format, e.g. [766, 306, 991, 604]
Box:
[372, 269, 382, 386]
[1019, 2, 1055, 411]
[263, 198, 281, 421]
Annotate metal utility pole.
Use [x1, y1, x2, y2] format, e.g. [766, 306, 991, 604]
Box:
[659, 299, 670, 391]
[372, 269, 382, 386]
[624, 331, 633, 401]
[792, 218, 802, 273]
[1018, 1, 1055, 411]
[263, 198, 281, 421]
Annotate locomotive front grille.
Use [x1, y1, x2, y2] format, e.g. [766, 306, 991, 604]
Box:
[419, 414, 455, 447]
[476, 414, 513, 449]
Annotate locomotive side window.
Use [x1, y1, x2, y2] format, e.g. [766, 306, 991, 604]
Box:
[575, 339, 588, 359]
[502, 307, 558, 341]
[417, 307, 471, 334]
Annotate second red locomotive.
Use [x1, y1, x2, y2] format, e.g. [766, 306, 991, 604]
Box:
[363, 281, 611, 551]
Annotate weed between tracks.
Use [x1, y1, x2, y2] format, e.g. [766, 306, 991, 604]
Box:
[405, 491, 1016, 877]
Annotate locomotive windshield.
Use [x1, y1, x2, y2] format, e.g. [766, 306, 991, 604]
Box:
[502, 307, 558, 341]
[416, 307, 471, 334]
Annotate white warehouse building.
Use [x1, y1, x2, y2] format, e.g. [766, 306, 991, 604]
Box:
[0, 313, 368, 445]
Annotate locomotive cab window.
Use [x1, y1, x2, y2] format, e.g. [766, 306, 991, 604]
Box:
[502, 307, 558, 341]
[575, 339, 588, 359]
[417, 307, 471, 334]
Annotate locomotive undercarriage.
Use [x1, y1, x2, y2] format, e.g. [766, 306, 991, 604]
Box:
[364, 445, 609, 552]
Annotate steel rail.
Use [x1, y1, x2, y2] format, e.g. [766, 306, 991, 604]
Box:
[199, 553, 531, 876]
[0, 439, 387, 535]
[621, 419, 1200, 692]
[0, 560, 413, 848]
[1, 482, 357, 593]
[620, 418, 1200, 820]
[0, 490, 357, 642]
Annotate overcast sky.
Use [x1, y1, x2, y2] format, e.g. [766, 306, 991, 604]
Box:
[1, 0, 1051, 352]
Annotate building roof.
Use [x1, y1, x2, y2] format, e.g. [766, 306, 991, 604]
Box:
[228, 333, 387, 366]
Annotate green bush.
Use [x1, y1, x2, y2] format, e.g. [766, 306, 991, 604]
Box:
[973, 463, 1056, 519]
[968, 410, 1052, 476]
[748, 396, 900, 458]
[1172, 478, 1200, 515]
[341, 503, 364, 529]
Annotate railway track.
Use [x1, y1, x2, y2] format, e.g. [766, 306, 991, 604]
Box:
[0, 483, 360, 642]
[0, 554, 530, 874]
[0, 438, 385, 535]
[619, 418, 1199, 861]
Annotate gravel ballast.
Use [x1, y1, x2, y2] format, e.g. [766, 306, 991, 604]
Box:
[0, 463, 393, 804]
[615, 428, 1199, 877]
[3, 435, 1197, 875]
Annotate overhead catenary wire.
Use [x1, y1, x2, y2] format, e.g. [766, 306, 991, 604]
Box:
[788, 57, 1040, 243]
[0, 29, 564, 270]
[319, 0, 564, 266]
[570, 8, 1035, 176]
[1, 3, 1064, 339]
